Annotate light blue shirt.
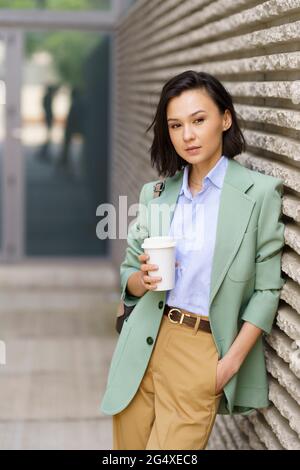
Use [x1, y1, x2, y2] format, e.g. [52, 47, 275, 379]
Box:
[166, 155, 229, 317]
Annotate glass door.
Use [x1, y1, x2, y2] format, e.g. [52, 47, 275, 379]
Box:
[0, 2, 114, 261]
[0, 27, 110, 261]
[22, 30, 110, 256]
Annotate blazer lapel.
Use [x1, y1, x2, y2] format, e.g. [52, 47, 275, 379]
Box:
[148, 158, 255, 307]
[209, 160, 255, 307]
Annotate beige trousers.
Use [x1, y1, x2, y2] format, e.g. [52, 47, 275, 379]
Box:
[113, 313, 223, 450]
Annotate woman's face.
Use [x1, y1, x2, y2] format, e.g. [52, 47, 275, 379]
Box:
[166, 88, 232, 166]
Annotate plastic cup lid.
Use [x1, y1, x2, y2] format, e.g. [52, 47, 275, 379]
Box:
[141, 236, 176, 249]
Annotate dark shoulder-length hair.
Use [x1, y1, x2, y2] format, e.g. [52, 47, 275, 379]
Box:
[146, 70, 246, 178]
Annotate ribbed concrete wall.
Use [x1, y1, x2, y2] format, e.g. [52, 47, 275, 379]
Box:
[112, 0, 300, 449]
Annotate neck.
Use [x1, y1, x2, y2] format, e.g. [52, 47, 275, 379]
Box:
[188, 154, 223, 186]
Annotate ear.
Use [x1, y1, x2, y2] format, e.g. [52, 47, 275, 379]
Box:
[223, 109, 232, 131]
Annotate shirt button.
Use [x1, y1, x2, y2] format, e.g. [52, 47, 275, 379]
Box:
[158, 301, 164, 309]
[146, 337, 154, 345]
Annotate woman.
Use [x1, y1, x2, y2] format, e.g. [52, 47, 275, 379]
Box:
[100, 71, 285, 450]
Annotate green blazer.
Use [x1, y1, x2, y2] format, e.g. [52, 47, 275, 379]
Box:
[100, 158, 285, 416]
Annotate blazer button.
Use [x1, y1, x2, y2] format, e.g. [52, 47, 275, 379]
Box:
[146, 337, 154, 345]
[158, 301, 164, 309]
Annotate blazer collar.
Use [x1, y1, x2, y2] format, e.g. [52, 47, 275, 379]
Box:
[148, 157, 255, 308]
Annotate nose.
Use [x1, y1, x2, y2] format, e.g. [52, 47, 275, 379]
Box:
[182, 125, 196, 142]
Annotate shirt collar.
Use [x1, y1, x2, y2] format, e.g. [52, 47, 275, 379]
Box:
[179, 155, 228, 197]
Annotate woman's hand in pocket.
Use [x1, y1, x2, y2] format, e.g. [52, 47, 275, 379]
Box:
[215, 357, 238, 395]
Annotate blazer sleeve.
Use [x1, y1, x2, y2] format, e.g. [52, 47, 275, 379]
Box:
[240, 178, 285, 335]
[119, 183, 149, 306]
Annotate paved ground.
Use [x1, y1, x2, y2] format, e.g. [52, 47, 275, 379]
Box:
[0, 261, 118, 450]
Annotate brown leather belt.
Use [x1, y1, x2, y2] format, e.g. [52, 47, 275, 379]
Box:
[163, 305, 211, 333]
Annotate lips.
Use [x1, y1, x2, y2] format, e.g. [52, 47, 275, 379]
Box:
[185, 146, 201, 150]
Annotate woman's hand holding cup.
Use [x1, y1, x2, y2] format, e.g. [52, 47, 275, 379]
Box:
[138, 253, 162, 291]
[138, 252, 179, 291]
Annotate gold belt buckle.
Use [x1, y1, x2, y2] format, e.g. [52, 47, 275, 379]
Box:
[168, 307, 191, 325]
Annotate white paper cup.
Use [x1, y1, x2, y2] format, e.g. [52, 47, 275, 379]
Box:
[141, 236, 176, 291]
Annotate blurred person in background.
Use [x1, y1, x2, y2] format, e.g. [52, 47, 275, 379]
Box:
[38, 84, 58, 161]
